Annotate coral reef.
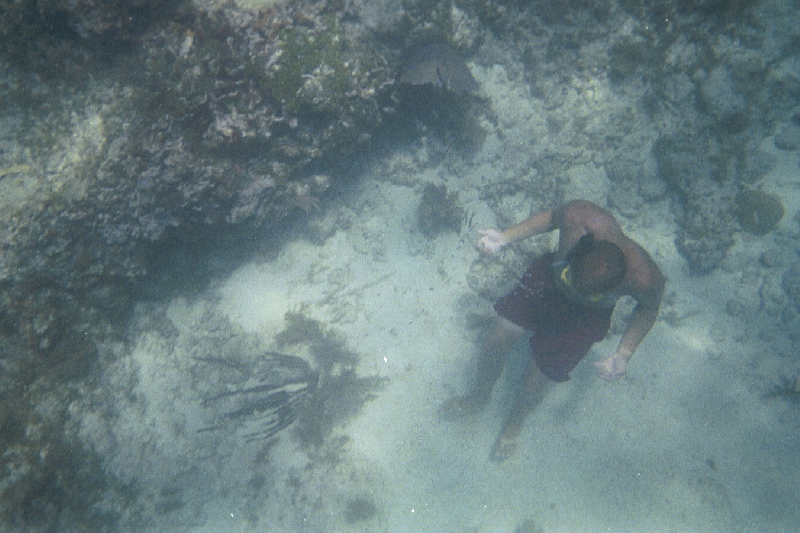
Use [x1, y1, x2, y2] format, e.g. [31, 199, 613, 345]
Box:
[605, 0, 787, 272]
[0, 0, 394, 363]
[0, 1, 392, 529]
[0, 361, 115, 530]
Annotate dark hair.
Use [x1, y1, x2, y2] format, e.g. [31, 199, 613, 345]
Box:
[567, 234, 626, 295]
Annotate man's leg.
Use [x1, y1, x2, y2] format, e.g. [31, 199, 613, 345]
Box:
[490, 360, 551, 461]
[441, 317, 527, 418]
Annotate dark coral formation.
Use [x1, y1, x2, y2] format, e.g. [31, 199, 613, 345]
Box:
[735, 189, 784, 235]
[0, 1, 393, 349]
[0, 0, 182, 74]
[0, 1, 392, 529]
[763, 376, 800, 404]
[417, 183, 463, 237]
[653, 137, 738, 273]
[344, 496, 378, 523]
[394, 41, 486, 151]
[585, 0, 788, 272]
[0, 367, 114, 530]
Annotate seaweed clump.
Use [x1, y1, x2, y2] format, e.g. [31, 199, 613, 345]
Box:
[515, 518, 545, 533]
[417, 184, 463, 238]
[763, 376, 800, 404]
[344, 496, 378, 523]
[276, 312, 387, 448]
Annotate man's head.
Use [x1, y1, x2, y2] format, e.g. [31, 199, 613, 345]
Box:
[566, 234, 626, 297]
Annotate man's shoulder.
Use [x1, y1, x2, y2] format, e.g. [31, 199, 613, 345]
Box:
[626, 247, 665, 300]
[563, 199, 604, 214]
[564, 200, 618, 219]
[560, 200, 621, 234]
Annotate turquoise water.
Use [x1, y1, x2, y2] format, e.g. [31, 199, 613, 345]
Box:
[1, 0, 799, 531]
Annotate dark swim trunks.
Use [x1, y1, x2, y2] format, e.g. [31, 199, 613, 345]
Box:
[494, 253, 613, 382]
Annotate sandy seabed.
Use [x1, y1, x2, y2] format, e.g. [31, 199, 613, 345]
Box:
[86, 59, 800, 532]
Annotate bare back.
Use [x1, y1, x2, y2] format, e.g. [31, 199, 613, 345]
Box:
[553, 200, 664, 308]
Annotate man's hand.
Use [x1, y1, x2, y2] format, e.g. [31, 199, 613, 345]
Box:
[593, 352, 628, 381]
[477, 229, 507, 254]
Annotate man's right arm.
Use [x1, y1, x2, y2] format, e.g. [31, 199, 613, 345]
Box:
[477, 208, 554, 254]
[501, 208, 554, 244]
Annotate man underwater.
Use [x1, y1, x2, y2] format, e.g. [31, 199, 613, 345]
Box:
[442, 200, 665, 461]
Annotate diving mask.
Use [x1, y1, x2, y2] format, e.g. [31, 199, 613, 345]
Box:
[554, 261, 606, 303]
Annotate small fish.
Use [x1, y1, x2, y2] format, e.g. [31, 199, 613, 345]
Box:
[399, 43, 479, 95]
[0, 164, 31, 179]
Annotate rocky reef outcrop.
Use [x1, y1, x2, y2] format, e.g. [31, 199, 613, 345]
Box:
[0, 0, 393, 349]
[0, 0, 394, 528]
[610, 0, 796, 272]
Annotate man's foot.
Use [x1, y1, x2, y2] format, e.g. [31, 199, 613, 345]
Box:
[438, 395, 486, 420]
[490, 428, 519, 462]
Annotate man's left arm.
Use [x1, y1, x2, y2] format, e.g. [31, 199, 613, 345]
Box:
[594, 266, 664, 381]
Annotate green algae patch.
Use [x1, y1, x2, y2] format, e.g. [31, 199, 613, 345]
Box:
[269, 18, 349, 114]
[268, 16, 386, 116]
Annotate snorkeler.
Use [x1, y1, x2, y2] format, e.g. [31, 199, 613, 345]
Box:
[442, 200, 665, 461]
